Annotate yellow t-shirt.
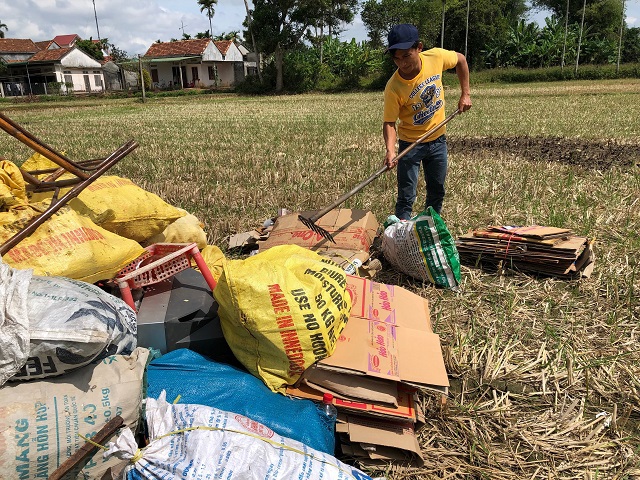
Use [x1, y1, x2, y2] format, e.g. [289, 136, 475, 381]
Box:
[383, 48, 458, 142]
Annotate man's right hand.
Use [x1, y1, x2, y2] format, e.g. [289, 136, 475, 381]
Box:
[385, 150, 398, 169]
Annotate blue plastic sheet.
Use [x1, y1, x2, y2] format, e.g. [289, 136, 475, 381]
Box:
[146, 349, 335, 454]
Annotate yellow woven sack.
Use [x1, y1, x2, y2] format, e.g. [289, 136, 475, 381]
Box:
[30, 175, 185, 243]
[0, 160, 28, 210]
[144, 209, 208, 249]
[198, 244, 225, 282]
[0, 202, 145, 283]
[20, 152, 61, 173]
[213, 244, 352, 393]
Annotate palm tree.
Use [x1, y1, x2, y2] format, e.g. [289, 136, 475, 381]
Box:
[197, 0, 218, 38]
[0, 21, 8, 39]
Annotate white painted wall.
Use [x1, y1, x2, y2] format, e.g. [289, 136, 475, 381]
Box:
[60, 67, 105, 93]
[202, 42, 223, 61]
[216, 63, 234, 87]
[223, 43, 244, 62]
[149, 61, 240, 88]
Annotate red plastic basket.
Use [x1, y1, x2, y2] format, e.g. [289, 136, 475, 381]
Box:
[115, 243, 217, 311]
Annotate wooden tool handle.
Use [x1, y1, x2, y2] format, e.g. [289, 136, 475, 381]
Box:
[307, 109, 460, 223]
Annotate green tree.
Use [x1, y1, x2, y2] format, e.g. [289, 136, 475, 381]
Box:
[441, 0, 527, 66]
[622, 27, 640, 63]
[195, 30, 211, 38]
[215, 31, 241, 40]
[0, 21, 7, 39]
[249, 0, 358, 92]
[362, 0, 527, 67]
[107, 43, 129, 62]
[76, 38, 104, 61]
[361, 0, 439, 48]
[198, 0, 218, 38]
[531, 0, 623, 41]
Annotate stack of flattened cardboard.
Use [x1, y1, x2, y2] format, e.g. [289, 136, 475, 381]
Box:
[456, 225, 595, 278]
[259, 209, 380, 276]
[287, 275, 449, 466]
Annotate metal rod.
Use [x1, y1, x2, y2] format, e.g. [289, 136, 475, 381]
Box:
[0, 140, 138, 256]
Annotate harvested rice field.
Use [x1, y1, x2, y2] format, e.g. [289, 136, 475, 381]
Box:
[1, 78, 639, 479]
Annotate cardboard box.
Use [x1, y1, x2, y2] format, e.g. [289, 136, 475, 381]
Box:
[337, 413, 424, 466]
[315, 275, 449, 394]
[259, 208, 379, 253]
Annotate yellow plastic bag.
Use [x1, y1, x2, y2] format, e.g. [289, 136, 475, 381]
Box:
[0, 160, 27, 210]
[213, 244, 352, 393]
[0, 202, 145, 283]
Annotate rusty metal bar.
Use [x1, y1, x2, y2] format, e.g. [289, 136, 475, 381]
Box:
[0, 140, 138, 256]
[0, 111, 90, 180]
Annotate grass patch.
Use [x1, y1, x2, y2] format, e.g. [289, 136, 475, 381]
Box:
[2, 79, 639, 478]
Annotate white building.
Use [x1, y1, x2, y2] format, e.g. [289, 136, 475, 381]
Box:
[0, 38, 105, 96]
[143, 38, 246, 88]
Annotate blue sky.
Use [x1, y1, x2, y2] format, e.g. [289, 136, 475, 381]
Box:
[0, 0, 637, 56]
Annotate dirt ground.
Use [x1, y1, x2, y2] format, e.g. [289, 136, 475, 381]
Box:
[449, 137, 640, 169]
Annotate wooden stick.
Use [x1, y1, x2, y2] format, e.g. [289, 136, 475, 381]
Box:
[49, 415, 124, 480]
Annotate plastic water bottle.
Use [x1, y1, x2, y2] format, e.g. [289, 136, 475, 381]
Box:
[321, 393, 338, 422]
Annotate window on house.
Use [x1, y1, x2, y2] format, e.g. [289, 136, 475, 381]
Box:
[64, 75, 72, 85]
[191, 66, 199, 81]
[94, 75, 102, 88]
[151, 69, 159, 83]
[208, 66, 216, 80]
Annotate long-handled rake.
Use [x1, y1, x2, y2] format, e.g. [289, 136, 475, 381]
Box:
[299, 109, 460, 243]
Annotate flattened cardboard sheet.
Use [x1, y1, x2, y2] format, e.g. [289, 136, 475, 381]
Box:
[259, 209, 379, 253]
[337, 413, 424, 466]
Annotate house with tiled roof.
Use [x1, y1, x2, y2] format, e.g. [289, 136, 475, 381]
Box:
[143, 38, 246, 88]
[0, 39, 40, 62]
[0, 37, 105, 97]
[52, 34, 81, 48]
[34, 40, 60, 51]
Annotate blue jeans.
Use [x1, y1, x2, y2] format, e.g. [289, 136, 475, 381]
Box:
[395, 135, 448, 220]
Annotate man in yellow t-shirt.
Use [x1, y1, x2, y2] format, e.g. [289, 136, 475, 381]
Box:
[383, 24, 472, 218]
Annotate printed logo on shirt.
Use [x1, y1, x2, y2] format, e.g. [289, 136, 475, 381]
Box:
[413, 82, 443, 125]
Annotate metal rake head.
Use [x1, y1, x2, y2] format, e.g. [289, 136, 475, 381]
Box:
[298, 214, 336, 244]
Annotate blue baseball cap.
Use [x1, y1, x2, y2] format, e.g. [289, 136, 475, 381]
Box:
[386, 24, 419, 52]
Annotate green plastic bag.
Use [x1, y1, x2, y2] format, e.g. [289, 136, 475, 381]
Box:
[382, 207, 461, 289]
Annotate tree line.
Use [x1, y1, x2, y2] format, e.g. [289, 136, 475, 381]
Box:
[3, 0, 636, 93]
[234, 0, 638, 91]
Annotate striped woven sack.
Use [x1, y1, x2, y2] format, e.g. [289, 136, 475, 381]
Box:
[382, 207, 461, 289]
